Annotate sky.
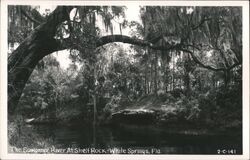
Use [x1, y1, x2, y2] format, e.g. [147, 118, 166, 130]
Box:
[37, 5, 141, 70]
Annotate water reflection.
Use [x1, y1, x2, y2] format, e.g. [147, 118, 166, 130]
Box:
[28, 124, 242, 154]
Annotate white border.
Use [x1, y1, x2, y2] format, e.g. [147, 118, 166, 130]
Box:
[0, 1, 249, 160]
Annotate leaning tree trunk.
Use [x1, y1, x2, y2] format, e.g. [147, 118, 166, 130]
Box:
[8, 6, 73, 114]
[7, 6, 180, 115]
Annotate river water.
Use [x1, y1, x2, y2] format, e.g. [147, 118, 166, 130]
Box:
[22, 124, 242, 154]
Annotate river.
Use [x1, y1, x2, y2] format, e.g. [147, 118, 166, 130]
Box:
[19, 124, 242, 154]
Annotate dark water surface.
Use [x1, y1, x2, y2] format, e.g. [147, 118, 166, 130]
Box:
[25, 124, 242, 154]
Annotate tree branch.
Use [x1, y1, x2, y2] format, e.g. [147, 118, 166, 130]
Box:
[181, 49, 225, 71]
[8, 6, 74, 70]
[59, 34, 181, 52]
[192, 18, 211, 30]
[20, 8, 43, 25]
[96, 35, 181, 50]
[58, 33, 241, 73]
[181, 48, 241, 72]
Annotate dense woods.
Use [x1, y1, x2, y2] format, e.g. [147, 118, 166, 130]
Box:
[7, 5, 242, 153]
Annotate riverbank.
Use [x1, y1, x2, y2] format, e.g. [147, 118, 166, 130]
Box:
[19, 91, 242, 136]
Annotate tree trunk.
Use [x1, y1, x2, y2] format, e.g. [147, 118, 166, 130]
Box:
[144, 67, 149, 95]
[7, 6, 193, 114]
[184, 72, 191, 95]
[154, 52, 158, 95]
[161, 56, 169, 93]
[8, 35, 59, 114]
[224, 69, 231, 87]
[93, 95, 97, 125]
[8, 6, 73, 114]
[172, 51, 175, 91]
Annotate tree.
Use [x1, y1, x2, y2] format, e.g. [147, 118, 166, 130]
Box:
[8, 6, 242, 114]
[180, 7, 242, 86]
[7, 6, 180, 114]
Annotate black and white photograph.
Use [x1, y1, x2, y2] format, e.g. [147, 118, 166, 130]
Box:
[0, 0, 249, 160]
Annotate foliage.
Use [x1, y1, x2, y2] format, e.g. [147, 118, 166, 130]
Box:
[198, 84, 242, 127]
[8, 116, 55, 150]
[8, 6, 242, 132]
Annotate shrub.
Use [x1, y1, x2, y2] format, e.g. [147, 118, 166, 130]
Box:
[197, 84, 242, 128]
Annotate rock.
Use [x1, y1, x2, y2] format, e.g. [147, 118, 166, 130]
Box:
[111, 109, 157, 125]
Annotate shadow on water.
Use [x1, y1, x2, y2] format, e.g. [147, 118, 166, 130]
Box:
[25, 124, 242, 154]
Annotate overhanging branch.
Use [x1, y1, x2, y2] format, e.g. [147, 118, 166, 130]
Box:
[58, 34, 181, 51]
[57, 34, 241, 73]
[181, 48, 241, 72]
[181, 48, 225, 71]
